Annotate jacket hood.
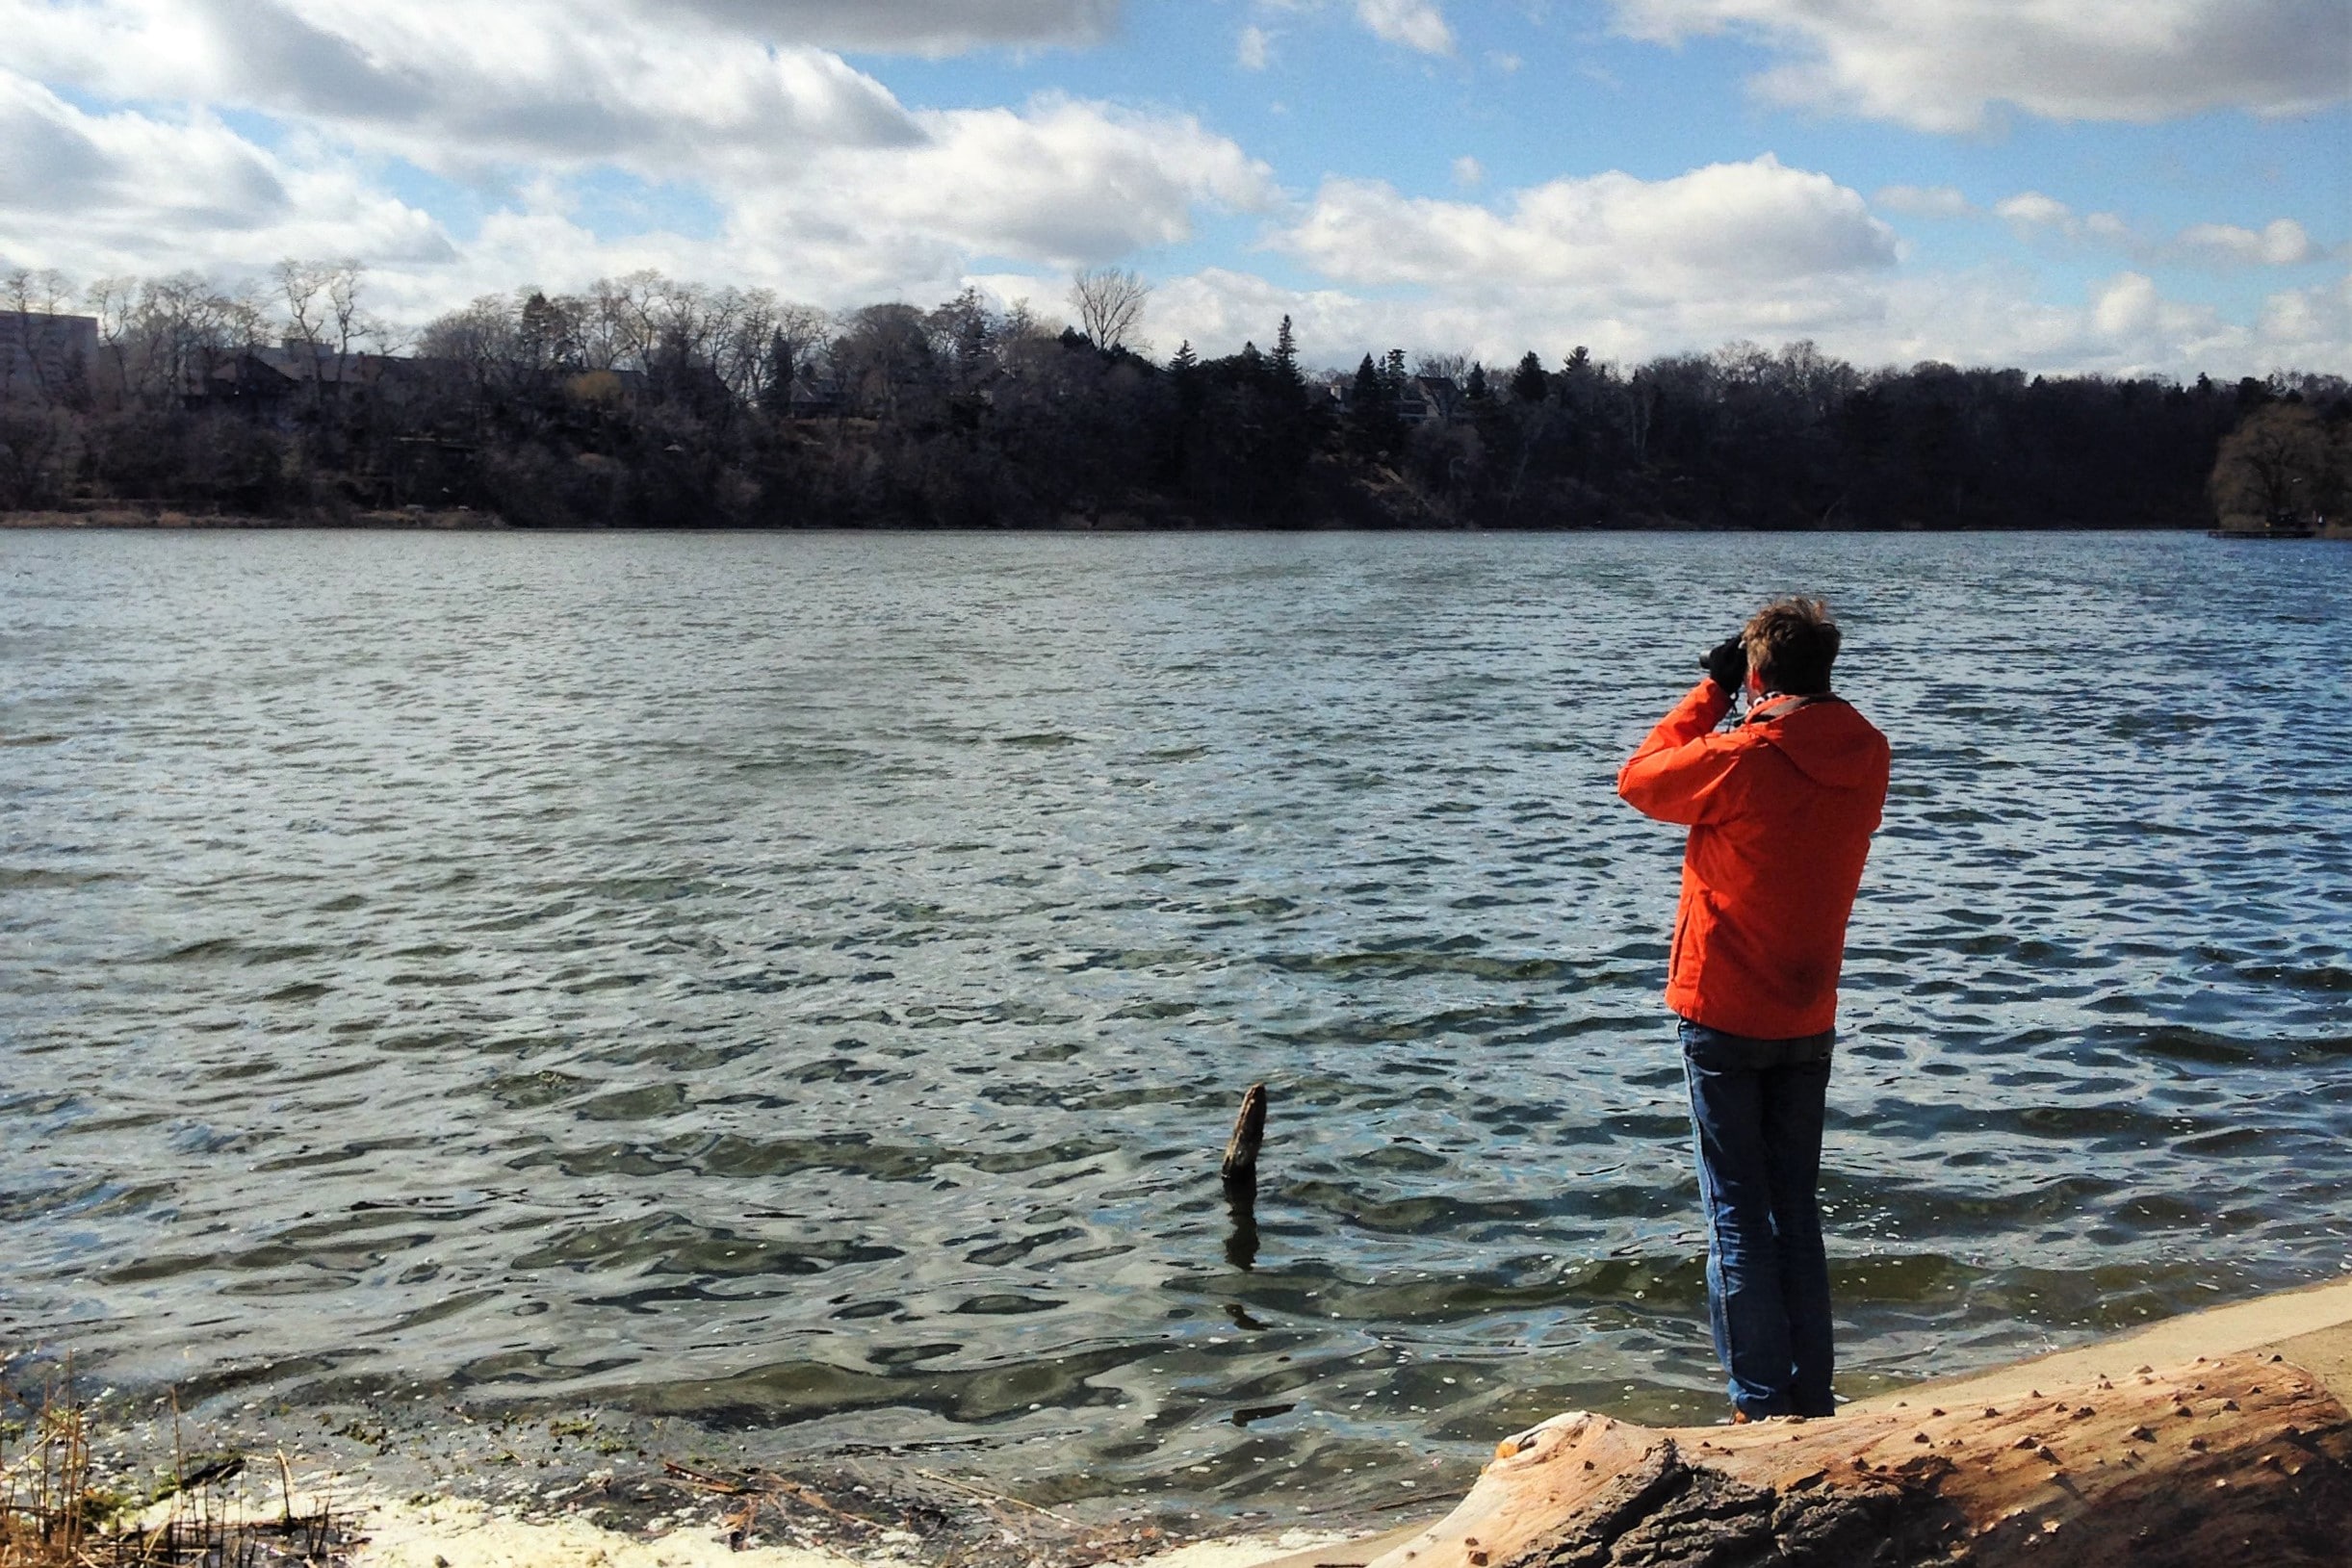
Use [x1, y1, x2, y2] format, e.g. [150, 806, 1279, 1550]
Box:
[1748, 696, 1888, 789]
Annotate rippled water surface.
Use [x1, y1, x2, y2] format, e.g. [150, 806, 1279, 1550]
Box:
[4, 528, 2349, 1513]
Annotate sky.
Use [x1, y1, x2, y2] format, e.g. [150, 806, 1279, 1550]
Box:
[3, 0, 2347, 378]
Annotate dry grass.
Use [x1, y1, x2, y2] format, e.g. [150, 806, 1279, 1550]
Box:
[1, 1382, 339, 1568]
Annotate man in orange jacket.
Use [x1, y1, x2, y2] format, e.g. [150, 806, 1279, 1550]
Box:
[1617, 597, 1890, 1421]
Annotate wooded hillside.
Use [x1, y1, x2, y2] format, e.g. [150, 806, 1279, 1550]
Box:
[3, 265, 2344, 530]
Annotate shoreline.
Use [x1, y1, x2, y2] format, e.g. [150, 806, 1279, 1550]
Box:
[1261, 1270, 2352, 1568]
[16, 1271, 2348, 1568]
[0, 508, 2272, 536]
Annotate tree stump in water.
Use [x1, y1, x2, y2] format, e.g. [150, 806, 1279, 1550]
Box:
[1364, 1352, 2351, 1568]
[1222, 1084, 1268, 1190]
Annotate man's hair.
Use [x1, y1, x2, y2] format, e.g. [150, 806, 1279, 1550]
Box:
[1742, 597, 1841, 695]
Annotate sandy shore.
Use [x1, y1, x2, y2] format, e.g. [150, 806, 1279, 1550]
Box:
[345, 1496, 1347, 1568]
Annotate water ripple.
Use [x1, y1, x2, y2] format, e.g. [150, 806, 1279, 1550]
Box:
[2, 528, 2347, 1512]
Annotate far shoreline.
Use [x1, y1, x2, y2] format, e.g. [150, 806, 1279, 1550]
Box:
[4, 508, 2310, 537]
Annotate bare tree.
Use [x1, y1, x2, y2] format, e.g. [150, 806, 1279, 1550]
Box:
[85, 275, 140, 405]
[274, 258, 331, 348]
[419, 294, 522, 398]
[4, 268, 78, 401]
[2210, 401, 2339, 525]
[126, 272, 264, 404]
[833, 302, 934, 421]
[5, 268, 73, 319]
[274, 257, 375, 409]
[1068, 266, 1150, 351]
[323, 261, 375, 361]
[712, 287, 779, 404]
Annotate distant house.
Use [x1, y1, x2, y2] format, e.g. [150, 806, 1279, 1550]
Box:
[1399, 375, 1461, 426]
[252, 339, 375, 390]
[0, 310, 99, 404]
[193, 351, 301, 420]
[1327, 372, 1465, 426]
[782, 380, 840, 419]
[185, 342, 404, 424]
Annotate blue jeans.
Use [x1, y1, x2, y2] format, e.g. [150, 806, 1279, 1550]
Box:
[1679, 1017, 1835, 1418]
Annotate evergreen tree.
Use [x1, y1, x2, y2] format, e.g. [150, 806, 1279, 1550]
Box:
[760, 330, 794, 417]
[1512, 350, 1549, 402]
[1349, 352, 1405, 460]
[1273, 316, 1301, 385]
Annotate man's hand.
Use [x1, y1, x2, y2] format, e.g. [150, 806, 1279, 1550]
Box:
[1701, 636, 1747, 696]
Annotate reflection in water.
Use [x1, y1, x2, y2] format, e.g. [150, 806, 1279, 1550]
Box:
[1, 528, 2348, 1515]
[1226, 1190, 1262, 1272]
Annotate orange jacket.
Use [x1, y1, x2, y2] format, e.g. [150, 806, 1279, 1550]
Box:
[1617, 681, 1890, 1040]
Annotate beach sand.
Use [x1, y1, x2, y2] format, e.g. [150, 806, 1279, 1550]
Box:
[346, 1497, 1348, 1568]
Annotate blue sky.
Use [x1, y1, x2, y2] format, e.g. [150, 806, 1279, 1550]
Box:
[3, 0, 2345, 377]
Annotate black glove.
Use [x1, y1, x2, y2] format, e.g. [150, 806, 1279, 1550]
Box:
[1700, 635, 1746, 696]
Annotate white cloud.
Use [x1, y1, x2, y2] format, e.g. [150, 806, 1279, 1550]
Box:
[0, 72, 278, 225]
[2179, 218, 2319, 266]
[2092, 270, 2162, 337]
[1150, 260, 1899, 375]
[1874, 185, 1974, 218]
[1993, 193, 2328, 270]
[5, 0, 2336, 390]
[2256, 272, 2352, 361]
[1354, 0, 1454, 55]
[1994, 192, 2129, 246]
[1110, 158, 1906, 372]
[652, 0, 1119, 53]
[430, 96, 1268, 307]
[0, 70, 452, 274]
[1141, 229, 2349, 382]
[0, 0, 1271, 311]
[1820, 266, 2346, 380]
[735, 95, 1275, 282]
[4, 0, 924, 179]
[1237, 24, 1273, 69]
[0, 69, 1265, 311]
[1605, 0, 2348, 130]
[1278, 156, 1896, 297]
[1451, 155, 1485, 187]
[1994, 192, 2075, 231]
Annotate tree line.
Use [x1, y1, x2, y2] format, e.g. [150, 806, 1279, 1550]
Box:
[1, 262, 2344, 530]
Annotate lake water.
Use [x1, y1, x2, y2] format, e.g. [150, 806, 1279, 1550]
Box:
[3, 528, 2348, 1517]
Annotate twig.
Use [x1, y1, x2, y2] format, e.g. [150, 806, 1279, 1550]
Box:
[659, 1463, 890, 1531]
[661, 1461, 755, 1498]
[913, 1469, 1083, 1528]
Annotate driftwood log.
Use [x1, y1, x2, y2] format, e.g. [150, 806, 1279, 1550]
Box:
[1358, 1352, 2351, 1568]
